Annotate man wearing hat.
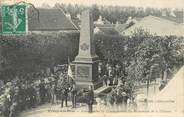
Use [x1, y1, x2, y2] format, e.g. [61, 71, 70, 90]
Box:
[86, 86, 94, 113]
[103, 74, 108, 86]
[71, 84, 77, 108]
[9, 102, 18, 117]
[1, 95, 10, 117]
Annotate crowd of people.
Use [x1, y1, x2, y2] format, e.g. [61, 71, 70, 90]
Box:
[98, 61, 137, 112]
[0, 64, 79, 117]
[0, 61, 138, 116]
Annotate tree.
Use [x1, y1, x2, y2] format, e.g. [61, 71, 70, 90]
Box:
[95, 29, 184, 86]
[91, 4, 100, 21]
[0, 33, 79, 81]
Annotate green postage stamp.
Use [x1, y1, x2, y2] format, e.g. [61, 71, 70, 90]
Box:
[1, 4, 26, 34]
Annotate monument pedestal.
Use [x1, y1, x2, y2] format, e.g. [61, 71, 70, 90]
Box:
[73, 56, 102, 90]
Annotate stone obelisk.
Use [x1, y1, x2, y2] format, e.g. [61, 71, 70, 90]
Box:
[73, 10, 102, 89]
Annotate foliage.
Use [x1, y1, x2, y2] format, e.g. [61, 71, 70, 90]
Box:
[0, 33, 79, 80]
[53, 3, 182, 24]
[95, 33, 126, 61]
[0, 30, 183, 83]
[95, 31, 184, 82]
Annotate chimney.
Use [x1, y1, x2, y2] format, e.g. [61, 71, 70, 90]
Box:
[115, 21, 119, 27]
[98, 16, 103, 21]
[94, 15, 104, 25]
[77, 13, 81, 19]
[66, 13, 71, 20]
[169, 10, 176, 17]
[162, 10, 167, 17]
[126, 16, 132, 24]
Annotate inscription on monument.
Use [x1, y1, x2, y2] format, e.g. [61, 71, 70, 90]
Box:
[77, 66, 89, 78]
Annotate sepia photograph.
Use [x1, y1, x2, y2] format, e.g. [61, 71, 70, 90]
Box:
[0, 0, 184, 117]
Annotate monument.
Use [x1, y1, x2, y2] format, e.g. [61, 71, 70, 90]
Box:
[73, 10, 102, 90]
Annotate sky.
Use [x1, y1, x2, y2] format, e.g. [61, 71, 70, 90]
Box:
[1, 0, 184, 8]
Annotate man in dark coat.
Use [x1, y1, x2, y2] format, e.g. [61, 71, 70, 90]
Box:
[19, 85, 26, 110]
[63, 87, 69, 107]
[50, 83, 56, 104]
[39, 80, 46, 104]
[103, 75, 108, 86]
[60, 87, 69, 108]
[115, 90, 123, 111]
[60, 89, 65, 108]
[71, 85, 77, 108]
[9, 102, 18, 117]
[1, 95, 11, 117]
[55, 83, 61, 104]
[86, 86, 94, 113]
[28, 84, 36, 108]
[122, 92, 128, 111]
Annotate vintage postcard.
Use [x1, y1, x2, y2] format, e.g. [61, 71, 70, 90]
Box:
[0, 0, 183, 117]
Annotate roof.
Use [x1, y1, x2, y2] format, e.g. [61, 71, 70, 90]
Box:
[94, 16, 111, 25]
[96, 27, 119, 35]
[71, 18, 81, 29]
[115, 17, 143, 33]
[122, 15, 184, 37]
[28, 8, 79, 31]
[115, 23, 129, 33]
[94, 24, 119, 35]
[160, 10, 183, 24]
[134, 17, 143, 22]
[95, 24, 116, 28]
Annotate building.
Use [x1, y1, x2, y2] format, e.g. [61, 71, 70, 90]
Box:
[94, 15, 111, 25]
[125, 16, 142, 25]
[94, 24, 120, 35]
[93, 16, 120, 35]
[0, 7, 79, 34]
[161, 9, 184, 24]
[115, 21, 131, 34]
[28, 8, 79, 34]
[121, 15, 184, 37]
[114, 17, 142, 34]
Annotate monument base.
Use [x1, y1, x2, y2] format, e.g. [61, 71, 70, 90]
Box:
[75, 80, 103, 90]
[72, 58, 103, 90]
[74, 55, 99, 63]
